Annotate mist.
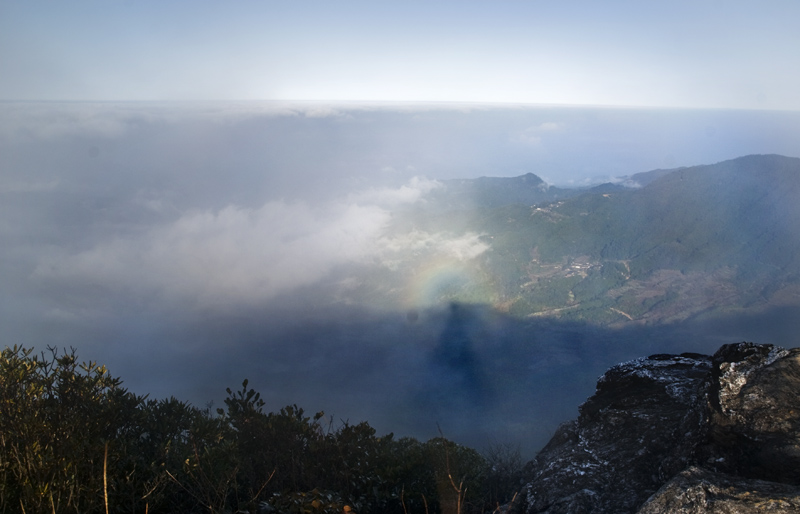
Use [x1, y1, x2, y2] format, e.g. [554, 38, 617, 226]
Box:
[3, 102, 800, 455]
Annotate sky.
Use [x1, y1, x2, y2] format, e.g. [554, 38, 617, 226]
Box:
[2, 1, 800, 454]
[2, 1, 800, 109]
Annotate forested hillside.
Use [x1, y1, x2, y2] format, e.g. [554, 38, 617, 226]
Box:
[338, 154, 800, 325]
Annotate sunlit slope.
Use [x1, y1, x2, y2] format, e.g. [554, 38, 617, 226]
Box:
[330, 154, 800, 325]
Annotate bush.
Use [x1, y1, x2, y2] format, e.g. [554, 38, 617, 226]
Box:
[0, 345, 139, 513]
[0, 346, 526, 514]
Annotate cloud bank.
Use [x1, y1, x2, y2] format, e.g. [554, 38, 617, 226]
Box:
[34, 201, 386, 307]
[32, 177, 487, 314]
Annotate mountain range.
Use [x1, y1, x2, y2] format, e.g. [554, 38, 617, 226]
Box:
[331, 154, 800, 328]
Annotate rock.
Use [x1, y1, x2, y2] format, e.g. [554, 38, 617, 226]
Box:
[521, 352, 711, 513]
[699, 343, 800, 485]
[638, 467, 800, 513]
[519, 343, 800, 514]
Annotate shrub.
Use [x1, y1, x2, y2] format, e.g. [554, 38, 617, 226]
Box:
[0, 347, 526, 514]
[0, 345, 138, 513]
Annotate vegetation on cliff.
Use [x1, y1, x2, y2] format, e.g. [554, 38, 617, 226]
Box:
[0, 345, 522, 514]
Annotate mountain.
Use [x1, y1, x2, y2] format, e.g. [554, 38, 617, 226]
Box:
[624, 165, 685, 187]
[341, 154, 800, 326]
[428, 173, 585, 210]
[298, 154, 800, 454]
[483, 154, 800, 321]
[517, 342, 800, 513]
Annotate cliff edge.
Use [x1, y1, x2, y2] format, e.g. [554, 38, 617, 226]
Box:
[519, 342, 800, 513]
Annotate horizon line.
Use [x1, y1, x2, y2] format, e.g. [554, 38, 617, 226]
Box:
[1, 98, 797, 113]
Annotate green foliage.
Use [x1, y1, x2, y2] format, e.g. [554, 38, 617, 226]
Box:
[0, 345, 135, 514]
[113, 396, 205, 512]
[482, 442, 524, 511]
[423, 437, 488, 514]
[1, 347, 526, 514]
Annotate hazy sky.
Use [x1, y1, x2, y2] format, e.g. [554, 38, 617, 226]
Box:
[2, 1, 799, 109]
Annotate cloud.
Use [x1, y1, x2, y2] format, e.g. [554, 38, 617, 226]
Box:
[30, 177, 486, 313]
[301, 106, 347, 118]
[349, 176, 441, 206]
[8, 103, 800, 458]
[0, 180, 59, 193]
[0, 102, 348, 142]
[34, 200, 391, 309]
[0, 103, 134, 140]
[515, 121, 565, 146]
[375, 230, 488, 266]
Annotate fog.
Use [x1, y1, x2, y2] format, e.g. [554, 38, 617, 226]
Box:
[3, 102, 800, 455]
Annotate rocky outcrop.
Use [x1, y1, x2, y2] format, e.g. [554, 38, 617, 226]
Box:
[638, 467, 800, 513]
[519, 342, 800, 513]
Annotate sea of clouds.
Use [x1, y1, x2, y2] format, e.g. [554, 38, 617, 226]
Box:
[3, 102, 800, 454]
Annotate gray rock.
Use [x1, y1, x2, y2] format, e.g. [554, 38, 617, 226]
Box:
[519, 343, 800, 514]
[638, 466, 800, 513]
[698, 344, 800, 485]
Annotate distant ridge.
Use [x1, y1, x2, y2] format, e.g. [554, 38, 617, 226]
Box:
[372, 154, 800, 325]
[624, 166, 685, 187]
[432, 172, 583, 209]
[489, 154, 800, 322]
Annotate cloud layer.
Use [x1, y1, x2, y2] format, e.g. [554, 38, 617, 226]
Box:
[32, 179, 489, 314]
[35, 201, 386, 306]
[4, 103, 800, 454]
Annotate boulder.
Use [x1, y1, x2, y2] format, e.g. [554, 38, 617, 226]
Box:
[519, 343, 800, 513]
[638, 466, 800, 513]
[699, 344, 800, 484]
